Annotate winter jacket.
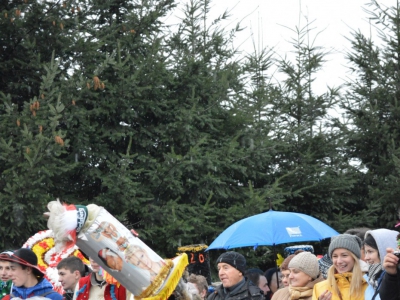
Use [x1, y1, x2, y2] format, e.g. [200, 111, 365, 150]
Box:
[3, 278, 62, 300]
[207, 279, 264, 300]
[379, 272, 400, 300]
[73, 274, 128, 300]
[312, 272, 367, 300]
[271, 275, 324, 300]
[363, 271, 385, 300]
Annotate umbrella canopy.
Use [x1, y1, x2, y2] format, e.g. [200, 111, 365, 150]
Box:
[207, 210, 339, 250]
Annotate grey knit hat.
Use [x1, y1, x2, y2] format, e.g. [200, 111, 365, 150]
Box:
[329, 234, 362, 259]
[288, 252, 319, 279]
[216, 251, 246, 274]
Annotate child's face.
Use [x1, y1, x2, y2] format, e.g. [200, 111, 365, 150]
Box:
[0, 261, 11, 282]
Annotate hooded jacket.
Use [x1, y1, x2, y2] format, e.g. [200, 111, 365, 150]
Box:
[4, 277, 62, 300]
[364, 229, 398, 263]
[312, 272, 367, 300]
[363, 229, 398, 300]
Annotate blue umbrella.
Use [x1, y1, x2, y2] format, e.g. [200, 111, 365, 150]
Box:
[207, 210, 339, 250]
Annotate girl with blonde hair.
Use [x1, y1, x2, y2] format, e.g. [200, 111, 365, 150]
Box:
[312, 234, 368, 300]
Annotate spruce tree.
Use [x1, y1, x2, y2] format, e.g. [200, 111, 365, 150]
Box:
[343, 0, 400, 228]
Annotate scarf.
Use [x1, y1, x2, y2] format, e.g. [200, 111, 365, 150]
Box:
[367, 263, 383, 289]
[318, 254, 332, 279]
[289, 286, 313, 300]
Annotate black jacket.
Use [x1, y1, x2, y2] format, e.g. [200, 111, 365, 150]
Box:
[379, 272, 400, 300]
[207, 279, 264, 300]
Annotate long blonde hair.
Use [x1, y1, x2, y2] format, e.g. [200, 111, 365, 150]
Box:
[327, 251, 364, 299]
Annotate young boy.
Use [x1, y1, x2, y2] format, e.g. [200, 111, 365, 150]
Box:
[0, 248, 62, 300]
[57, 257, 86, 300]
[0, 251, 13, 300]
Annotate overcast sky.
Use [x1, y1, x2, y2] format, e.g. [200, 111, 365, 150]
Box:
[167, 0, 396, 94]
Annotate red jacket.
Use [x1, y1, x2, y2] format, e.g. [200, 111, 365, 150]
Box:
[75, 276, 127, 300]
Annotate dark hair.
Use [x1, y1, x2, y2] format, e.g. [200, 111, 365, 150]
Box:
[343, 228, 371, 241]
[264, 267, 280, 289]
[57, 256, 86, 276]
[246, 272, 262, 285]
[363, 235, 378, 250]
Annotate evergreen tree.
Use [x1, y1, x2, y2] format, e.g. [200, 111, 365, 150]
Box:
[342, 0, 400, 228]
[0, 57, 75, 248]
[267, 20, 366, 231]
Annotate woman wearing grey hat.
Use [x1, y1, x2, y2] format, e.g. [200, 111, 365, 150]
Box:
[312, 234, 367, 300]
[271, 252, 323, 300]
[363, 229, 398, 300]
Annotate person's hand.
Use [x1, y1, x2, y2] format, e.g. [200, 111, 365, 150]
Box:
[383, 248, 399, 275]
[318, 290, 332, 300]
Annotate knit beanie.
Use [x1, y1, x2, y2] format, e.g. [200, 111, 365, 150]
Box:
[216, 251, 246, 274]
[364, 229, 398, 260]
[288, 252, 319, 279]
[329, 234, 362, 259]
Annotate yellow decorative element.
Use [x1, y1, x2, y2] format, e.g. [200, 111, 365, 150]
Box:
[138, 254, 189, 300]
[102, 269, 120, 287]
[135, 259, 174, 299]
[32, 237, 55, 271]
[276, 253, 284, 267]
[177, 244, 208, 253]
[72, 249, 90, 266]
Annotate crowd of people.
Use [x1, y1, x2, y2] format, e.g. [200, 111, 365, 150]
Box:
[0, 227, 399, 300]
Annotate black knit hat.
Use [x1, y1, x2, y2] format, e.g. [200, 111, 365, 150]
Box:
[216, 251, 246, 274]
[0, 248, 44, 278]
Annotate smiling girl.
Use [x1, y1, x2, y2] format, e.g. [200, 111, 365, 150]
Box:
[363, 229, 398, 300]
[312, 234, 368, 300]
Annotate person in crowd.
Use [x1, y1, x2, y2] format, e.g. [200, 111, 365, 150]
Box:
[187, 273, 209, 300]
[264, 267, 281, 299]
[73, 257, 128, 300]
[312, 234, 367, 300]
[318, 227, 370, 279]
[280, 251, 304, 287]
[57, 256, 86, 300]
[0, 248, 62, 300]
[363, 228, 398, 300]
[207, 251, 264, 300]
[280, 255, 295, 288]
[271, 251, 323, 300]
[245, 269, 270, 296]
[378, 246, 400, 300]
[0, 251, 13, 300]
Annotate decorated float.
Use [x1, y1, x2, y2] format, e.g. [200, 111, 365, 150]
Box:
[45, 200, 188, 300]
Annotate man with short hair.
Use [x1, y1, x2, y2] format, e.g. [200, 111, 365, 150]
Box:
[57, 256, 86, 300]
[0, 248, 62, 300]
[207, 251, 264, 300]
